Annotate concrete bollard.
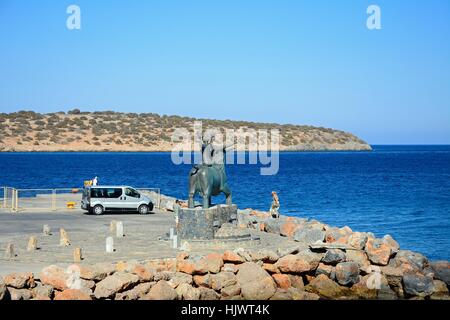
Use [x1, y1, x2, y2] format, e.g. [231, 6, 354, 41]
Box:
[60, 228, 70, 246]
[73, 247, 82, 262]
[27, 236, 38, 251]
[43, 224, 51, 236]
[116, 221, 124, 238]
[172, 235, 178, 249]
[106, 237, 114, 253]
[4, 243, 15, 259]
[109, 220, 117, 234]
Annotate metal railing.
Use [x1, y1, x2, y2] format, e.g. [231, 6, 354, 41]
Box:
[1, 186, 16, 210]
[0, 186, 161, 213]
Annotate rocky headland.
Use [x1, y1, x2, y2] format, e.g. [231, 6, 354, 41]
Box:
[0, 110, 371, 152]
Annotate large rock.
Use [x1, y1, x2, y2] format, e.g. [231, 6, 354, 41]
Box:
[305, 274, 349, 299]
[221, 284, 241, 297]
[430, 261, 450, 286]
[200, 253, 224, 274]
[322, 249, 346, 265]
[391, 250, 428, 272]
[293, 228, 325, 244]
[115, 283, 154, 300]
[382, 235, 400, 253]
[316, 263, 334, 278]
[264, 218, 286, 235]
[39, 265, 69, 291]
[249, 249, 279, 263]
[0, 278, 6, 300]
[335, 262, 360, 286]
[176, 256, 208, 275]
[275, 255, 313, 274]
[7, 287, 32, 300]
[78, 263, 115, 281]
[175, 283, 201, 300]
[345, 250, 370, 269]
[347, 232, 368, 250]
[94, 272, 140, 299]
[402, 272, 434, 297]
[168, 272, 193, 289]
[365, 238, 392, 265]
[430, 280, 450, 300]
[3, 272, 35, 289]
[210, 272, 237, 291]
[222, 250, 246, 263]
[350, 275, 377, 299]
[132, 264, 156, 282]
[280, 220, 301, 237]
[31, 283, 54, 300]
[296, 250, 324, 270]
[272, 274, 291, 289]
[198, 287, 220, 300]
[145, 280, 177, 300]
[236, 262, 277, 300]
[54, 289, 92, 300]
[380, 266, 403, 294]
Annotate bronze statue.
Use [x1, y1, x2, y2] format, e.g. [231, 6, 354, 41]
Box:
[188, 135, 232, 209]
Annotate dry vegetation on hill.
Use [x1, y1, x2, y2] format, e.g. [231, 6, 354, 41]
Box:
[0, 110, 371, 152]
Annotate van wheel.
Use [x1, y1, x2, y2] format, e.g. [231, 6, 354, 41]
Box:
[138, 204, 149, 215]
[93, 205, 104, 215]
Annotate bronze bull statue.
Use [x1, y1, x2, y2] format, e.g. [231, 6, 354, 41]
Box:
[188, 163, 232, 209]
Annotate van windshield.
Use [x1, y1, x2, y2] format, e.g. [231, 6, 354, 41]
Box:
[125, 188, 140, 198]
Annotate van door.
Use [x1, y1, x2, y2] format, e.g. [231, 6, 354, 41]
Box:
[104, 188, 123, 210]
[123, 187, 141, 210]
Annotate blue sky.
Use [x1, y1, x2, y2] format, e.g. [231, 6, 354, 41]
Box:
[0, 0, 449, 144]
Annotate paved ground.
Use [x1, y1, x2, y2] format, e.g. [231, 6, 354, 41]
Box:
[0, 208, 177, 276]
[0, 208, 298, 277]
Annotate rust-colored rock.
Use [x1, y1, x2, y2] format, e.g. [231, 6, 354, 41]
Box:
[39, 265, 69, 291]
[4, 272, 35, 289]
[305, 274, 349, 299]
[132, 264, 156, 282]
[272, 274, 291, 289]
[365, 238, 392, 266]
[54, 289, 92, 300]
[193, 274, 212, 288]
[280, 221, 301, 237]
[200, 253, 224, 273]
[145, 280, 177, 300]
[222, 250, 245, 263]
[275, 254, 314, 273]
[262, 263, 280, 274]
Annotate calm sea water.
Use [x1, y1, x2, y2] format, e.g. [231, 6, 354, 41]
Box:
[0, 145, 449, 261]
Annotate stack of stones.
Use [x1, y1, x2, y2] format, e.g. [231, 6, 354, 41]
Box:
[1, 244, 449, 300]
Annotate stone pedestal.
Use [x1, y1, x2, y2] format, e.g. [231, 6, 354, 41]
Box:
[175, 204, 238, 240]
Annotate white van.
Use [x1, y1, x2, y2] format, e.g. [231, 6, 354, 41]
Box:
[81, 186, 154, 215]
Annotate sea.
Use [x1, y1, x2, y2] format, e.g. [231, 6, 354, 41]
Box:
[0, 145, 449, 261]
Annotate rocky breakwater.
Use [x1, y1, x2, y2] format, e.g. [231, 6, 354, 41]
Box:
[235, 209, 450, 300]
[0, 209, 449, 300]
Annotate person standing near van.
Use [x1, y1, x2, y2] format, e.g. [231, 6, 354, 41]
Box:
[92, 176, 98, 186]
